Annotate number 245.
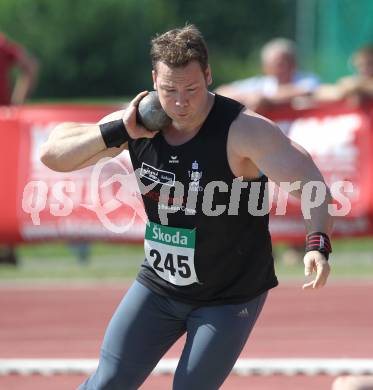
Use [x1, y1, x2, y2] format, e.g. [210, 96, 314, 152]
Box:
[150, 249, 192, 278]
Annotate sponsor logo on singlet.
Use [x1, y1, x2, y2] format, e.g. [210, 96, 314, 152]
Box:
[169, 155, 179, 164]
[188, 160, 203, 192]
[151, 225, 190, 246]
[140, 162, 175, 186]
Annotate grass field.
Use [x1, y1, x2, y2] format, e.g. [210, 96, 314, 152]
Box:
[0, 238, 372, 282]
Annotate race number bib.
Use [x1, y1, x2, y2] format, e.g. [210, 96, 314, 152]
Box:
[144, 221, 199, 286]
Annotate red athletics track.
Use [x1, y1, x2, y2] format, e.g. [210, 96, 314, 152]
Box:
[0, 373, 337, 389]
[0, 281, 372, 389]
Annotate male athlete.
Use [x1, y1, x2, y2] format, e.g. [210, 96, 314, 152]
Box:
[40, 25, 332, 390]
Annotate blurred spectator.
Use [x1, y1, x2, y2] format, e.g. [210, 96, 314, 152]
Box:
[68, 241, 91, 265]
[216, 38, 320, 112]
[316, 45, 373, 105]
[0, 33, 89, 266]
[332, 375, 373, 390]
[0, 32, 38, 105]
[0, 33, 38, 265]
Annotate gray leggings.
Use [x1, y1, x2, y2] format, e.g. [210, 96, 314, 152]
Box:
[78, 281, 267, 390]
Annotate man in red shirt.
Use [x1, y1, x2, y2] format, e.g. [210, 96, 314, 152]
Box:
[0, 33, 38, 265]
[0, 32, 38, 105]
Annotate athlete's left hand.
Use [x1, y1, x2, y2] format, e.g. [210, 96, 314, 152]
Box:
[302, 251, 330, 290]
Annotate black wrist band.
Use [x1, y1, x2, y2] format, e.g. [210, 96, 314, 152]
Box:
[99, 119, 131, 148]
[305, 232, 332, 260]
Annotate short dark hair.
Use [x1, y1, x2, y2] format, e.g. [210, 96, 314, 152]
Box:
[150, 24, 209, 71]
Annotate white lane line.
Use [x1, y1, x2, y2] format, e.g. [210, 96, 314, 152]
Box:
[0, 358, 373, 376]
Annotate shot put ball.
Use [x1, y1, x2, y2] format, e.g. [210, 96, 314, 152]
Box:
[137, 91, 172, 132]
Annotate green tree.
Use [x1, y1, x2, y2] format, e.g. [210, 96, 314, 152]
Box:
[0, 0, 177, 98]
[0, 0, 295, 99]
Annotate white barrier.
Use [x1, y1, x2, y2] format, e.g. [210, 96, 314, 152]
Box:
[1, 358, 372, 376]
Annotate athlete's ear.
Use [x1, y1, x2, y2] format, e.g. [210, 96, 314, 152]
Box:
[205, 65, 212, 86]
[152, 69, 157, 90]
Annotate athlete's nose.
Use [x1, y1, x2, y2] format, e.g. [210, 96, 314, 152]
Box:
[175, 92, 188, 108]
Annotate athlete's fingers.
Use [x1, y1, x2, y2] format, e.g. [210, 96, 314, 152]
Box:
[312, 256, 330, 289]
[136, 127, 159, 139]
[124, 91, 148, 124]
[122, 91, 159, 139]
[124, 91, 149, 122]
[304, 260, 312, 277]
[130, 91, 149, 108]
[302, 280, 315, 290]
[303, 252, 314, 276]
[302, 252, 330, 290]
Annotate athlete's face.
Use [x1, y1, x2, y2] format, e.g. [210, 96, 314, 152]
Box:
[152, 61, 212, 128]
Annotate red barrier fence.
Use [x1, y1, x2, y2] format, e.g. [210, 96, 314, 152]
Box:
[0, 101, 372, 244]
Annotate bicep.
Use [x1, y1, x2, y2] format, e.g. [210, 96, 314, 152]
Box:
[47, 109, 126, 142]
[258, 138, 324, 186]
[235, 115, 324, 186]
[74, 143, 128, 170]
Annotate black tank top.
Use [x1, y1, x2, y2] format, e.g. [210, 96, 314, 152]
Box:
[128, 94, 278, 305]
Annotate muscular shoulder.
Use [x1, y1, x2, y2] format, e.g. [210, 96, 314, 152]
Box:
[228, 109, 314, 184]
[228, 110, 285, 160]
